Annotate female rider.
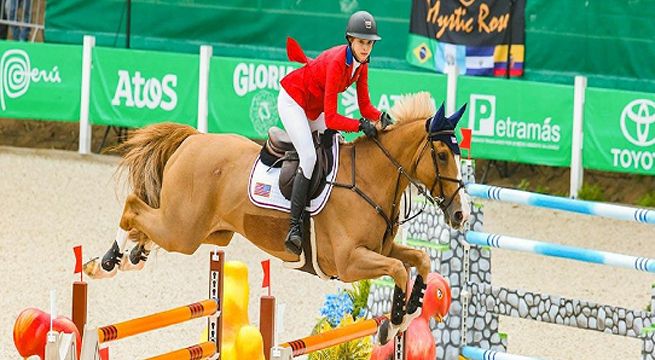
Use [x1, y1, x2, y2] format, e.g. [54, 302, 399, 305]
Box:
[278, 10, 393, 255]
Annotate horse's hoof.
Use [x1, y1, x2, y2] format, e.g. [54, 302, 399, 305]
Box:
[399, 307, 422, 333]
[377, 319, 399, 346]
[119, 252, 145, 271]
[83, 257, 118, 279]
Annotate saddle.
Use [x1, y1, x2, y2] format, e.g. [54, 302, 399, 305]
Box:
[259, 127, 336, 200]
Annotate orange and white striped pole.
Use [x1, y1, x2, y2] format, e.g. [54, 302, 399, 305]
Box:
[271, 315, 387, 359]
[145, 341, 217, 360]
[97, 299, 218, 343]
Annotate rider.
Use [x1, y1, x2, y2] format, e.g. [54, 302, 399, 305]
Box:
[278, 10, 393, 255]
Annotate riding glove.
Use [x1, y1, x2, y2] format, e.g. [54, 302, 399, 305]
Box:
[359, 118, 377, 138]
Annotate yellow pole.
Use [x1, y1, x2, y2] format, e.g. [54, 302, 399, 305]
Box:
[278, 315, 387, 356]
[145, 341, 217, 360]
[97, 299, 218, 343]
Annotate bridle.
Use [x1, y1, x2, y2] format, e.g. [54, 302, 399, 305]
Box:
[327, 126, 465, 246]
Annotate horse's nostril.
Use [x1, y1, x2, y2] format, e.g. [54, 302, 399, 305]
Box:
[454, 211, 463, 222]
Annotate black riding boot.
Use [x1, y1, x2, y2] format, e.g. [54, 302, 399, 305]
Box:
[284, 168, 311, 255]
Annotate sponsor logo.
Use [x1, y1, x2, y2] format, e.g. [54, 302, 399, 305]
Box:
[610, 99, 655, 171]
[233, 63, 295, 97]
[249, 90, 279, 137]
[467, 94, 561, 148]
[111, 70, 177, 111]
[0, 49, 61, 111]
[364, 20, 372, 29]
[341, 87, 415, 118]
[413, 43, 432, 64]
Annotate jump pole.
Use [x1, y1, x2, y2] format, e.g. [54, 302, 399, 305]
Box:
[270, 315, 388, 359]
[144, 341, 217, 360]
[78, 251, 224, 360]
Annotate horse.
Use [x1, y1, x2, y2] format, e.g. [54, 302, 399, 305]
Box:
[83, 91, 470, 343]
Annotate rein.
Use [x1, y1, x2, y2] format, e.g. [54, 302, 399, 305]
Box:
[327, 130, 464, 247]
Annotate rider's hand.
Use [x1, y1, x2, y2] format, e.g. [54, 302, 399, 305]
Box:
[358, 118, 377, 138]
[380, 112, 395, 130]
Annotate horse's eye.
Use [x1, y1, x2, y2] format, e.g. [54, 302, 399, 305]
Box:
[438, 152, 447, 162]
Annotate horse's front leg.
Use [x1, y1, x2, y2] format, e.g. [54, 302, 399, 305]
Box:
[334, 246, 409, 346]
[388, 242, 431, 320]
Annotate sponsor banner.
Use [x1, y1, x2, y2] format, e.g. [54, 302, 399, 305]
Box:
[0, 41, 82, 121]
[457, 76, 573, 166]
[339, 68, 448, 141]
[208, 57, 448, 140]
[407, 0, 525, 77]
[90, 47, 198, 127]
[208, 57, 296, 138]
[584, 88, 655, 175]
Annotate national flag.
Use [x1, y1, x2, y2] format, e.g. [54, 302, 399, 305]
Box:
[434, 42, 466, 74]
[493, 44, 525, 77]
[465, 46, 495, 76]
[254, 182, 272, 198]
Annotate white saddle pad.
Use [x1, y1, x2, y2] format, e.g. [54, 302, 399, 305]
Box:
[247, 142, 340, 216]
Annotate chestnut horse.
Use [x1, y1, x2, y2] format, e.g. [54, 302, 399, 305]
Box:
[84, 92, 469, 342]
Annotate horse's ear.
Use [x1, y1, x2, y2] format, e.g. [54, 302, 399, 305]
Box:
[447, 103, 467, 127]
[427, 102, 446, 132]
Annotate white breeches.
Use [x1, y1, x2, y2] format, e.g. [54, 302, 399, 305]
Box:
[278, 87, 327, 178]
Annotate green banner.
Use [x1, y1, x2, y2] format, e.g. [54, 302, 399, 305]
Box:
[457, 77, 574, 166]
[90, 47, 198, 127]
[208, 57, 297, 138]
[0, 41, 81, 121]
[584, 88, 655, 175]
[339, 68, 448, 140]
[208, 57, 447, 140]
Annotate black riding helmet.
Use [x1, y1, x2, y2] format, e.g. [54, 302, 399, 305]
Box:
[345, 11, 381, 41]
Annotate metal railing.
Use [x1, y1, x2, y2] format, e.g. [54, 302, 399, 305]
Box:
[0, 0, 44, 42]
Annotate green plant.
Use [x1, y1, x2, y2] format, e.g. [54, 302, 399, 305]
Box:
[577, 183, 605, 202]
[517, 178, 530, 191]
[534, 184, 550, 194]
[308, 315, 372, 360]
[637, 191, 655, 208]
[346, 280, 371, 320]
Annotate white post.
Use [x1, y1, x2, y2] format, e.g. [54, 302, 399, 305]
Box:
[570, 76, 587, 198]
[78, 35, 95, 155]
[446, 64, 458, 116]
[197, 45, 212, 133]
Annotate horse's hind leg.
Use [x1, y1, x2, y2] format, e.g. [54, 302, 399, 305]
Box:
[83, 194, 157, 279]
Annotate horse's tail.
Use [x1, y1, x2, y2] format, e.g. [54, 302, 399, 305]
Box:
[115, 122, 199, 208]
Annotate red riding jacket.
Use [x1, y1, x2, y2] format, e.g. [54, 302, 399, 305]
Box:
[280, 37, 382, 132]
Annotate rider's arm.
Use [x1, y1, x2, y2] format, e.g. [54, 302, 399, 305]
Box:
[356, 65, 382, 122]
[324, 60, 361, 132]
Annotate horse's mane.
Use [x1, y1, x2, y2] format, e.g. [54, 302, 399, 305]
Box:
[388, 91, 436, 125]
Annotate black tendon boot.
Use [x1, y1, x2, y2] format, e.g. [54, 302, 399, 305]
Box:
[406, 274, 427, 316]
[377, 285, 406, 345]
[284, 168, 311, 255]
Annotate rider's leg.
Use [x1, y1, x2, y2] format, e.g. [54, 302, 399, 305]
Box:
[278, 88, 316, 255]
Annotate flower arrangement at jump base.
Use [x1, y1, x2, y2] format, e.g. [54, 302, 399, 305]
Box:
[310, 273, 453, 360]
[309, 280, 373, 360]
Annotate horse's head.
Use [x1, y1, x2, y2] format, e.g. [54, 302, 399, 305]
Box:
[387, 94, 470, 229]
[417, 103, 470, 228]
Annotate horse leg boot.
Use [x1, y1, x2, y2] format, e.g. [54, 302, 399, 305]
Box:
[284, 168, 311, 255]
[83, 228, 130, 279]
[377, 285, 408, 345]
[120, 240, 153, 271]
